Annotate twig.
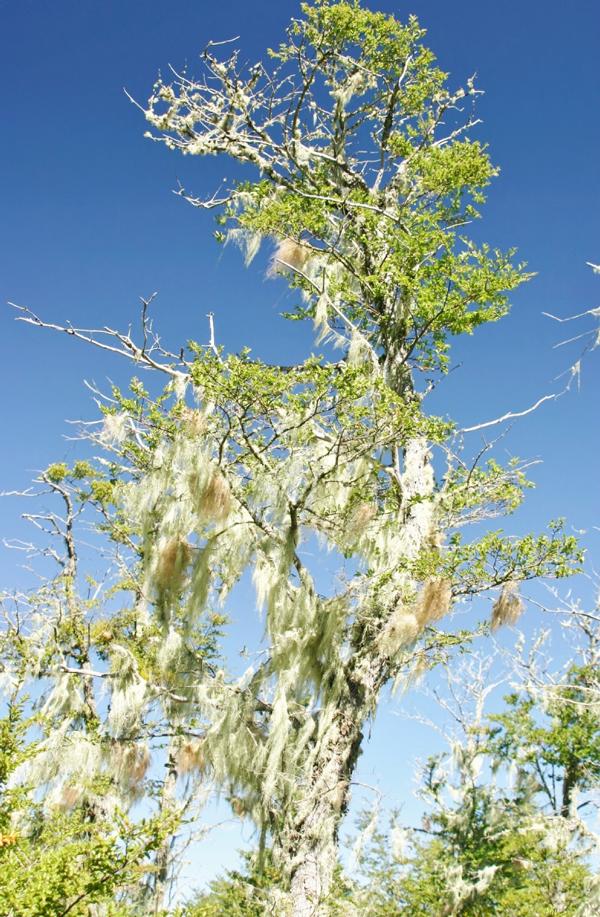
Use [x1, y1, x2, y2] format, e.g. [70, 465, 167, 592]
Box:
[460, 393, 557, 434]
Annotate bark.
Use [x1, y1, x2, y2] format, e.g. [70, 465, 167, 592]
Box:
[152, 745, 179, 915]
[279, 670, 374, 917]
[560, 764, 577, 818]
[286, 712, 363, 916]
[279, 435, 437, 916]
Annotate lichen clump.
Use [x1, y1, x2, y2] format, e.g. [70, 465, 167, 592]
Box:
[491, 581, 524, 630]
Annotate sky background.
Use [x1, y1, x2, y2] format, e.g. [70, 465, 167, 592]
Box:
[1, 0, 600, 899]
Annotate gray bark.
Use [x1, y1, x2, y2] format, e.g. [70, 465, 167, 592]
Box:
[283, 435, 437, 916]
[151, 746, 178, 915]
[286, 705, 364, 916]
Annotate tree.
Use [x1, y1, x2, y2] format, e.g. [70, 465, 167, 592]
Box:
[0, 639, 165, 916]
[0, 461, 219, 913]
[398, 665, 595, 916]
[184, 851, 284, 916]
[490, 650, 600, 821]
[347, 639, 598, 917]
[6, 1, 582, 914]
[186, 858, 354, 916]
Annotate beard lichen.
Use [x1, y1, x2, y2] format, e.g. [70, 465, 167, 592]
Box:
[491, 581, 524, 630]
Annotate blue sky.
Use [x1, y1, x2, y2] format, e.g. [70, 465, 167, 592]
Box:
[2, 0, 600, 898]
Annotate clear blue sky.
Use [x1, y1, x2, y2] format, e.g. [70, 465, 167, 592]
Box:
[1, 0, 599, 897]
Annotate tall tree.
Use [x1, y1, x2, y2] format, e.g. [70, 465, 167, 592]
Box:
[8, 2, 582, 914]
[136, 2, 579, 911]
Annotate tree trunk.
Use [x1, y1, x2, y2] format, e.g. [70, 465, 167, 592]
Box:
[282, 701, 366, 916]
[560, 764, 577, 818]
[279, 436, 437, 916]
[152, 745, 178, 915]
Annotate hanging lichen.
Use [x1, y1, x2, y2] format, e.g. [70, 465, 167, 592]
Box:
[415, 578, 453, 627]
[155, 536, 191, 599]
[491, 581, 524, 630]
[268, 238, 311, 276]
[188, 465, 232, 524]
[176, 739, 207, 776]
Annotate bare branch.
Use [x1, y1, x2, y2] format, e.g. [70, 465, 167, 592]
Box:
[460, 393, 558, 434]
[10, 302, 187, 378]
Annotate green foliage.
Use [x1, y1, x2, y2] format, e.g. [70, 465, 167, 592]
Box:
[0, 811, 159, 917]
[440, 457, 533, 525]
[0, 695, 165, 916]
[489, 663, 600, 815]
[145, 0, 531, 375]
[369, 820, 590, 916]
[45, 462, 70, 483]
[439, 521, 583, 595]
[0, 698, 37, 837]
[185, 853, 283, 916]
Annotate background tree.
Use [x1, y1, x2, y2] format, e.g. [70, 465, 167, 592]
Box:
[0, 638, 166, 916]
[0, 455, 222, 914]
[387, 649, 598, 917]
[489, 637, 600, 821]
